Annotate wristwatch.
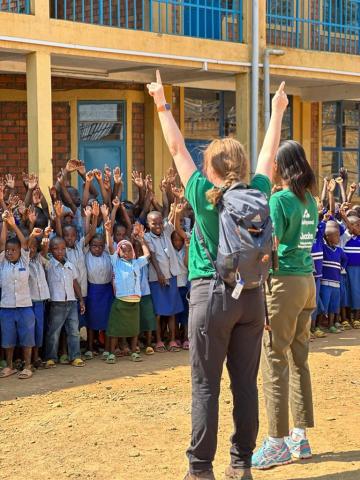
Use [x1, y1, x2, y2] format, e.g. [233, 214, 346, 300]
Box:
[157, 103, 171, 112]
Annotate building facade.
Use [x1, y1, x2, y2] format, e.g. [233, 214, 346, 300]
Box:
[0, 0, 359, 197]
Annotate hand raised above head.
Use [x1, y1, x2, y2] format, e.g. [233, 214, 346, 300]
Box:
[146, 70, 166, 107]
[271, 81, 288, 114]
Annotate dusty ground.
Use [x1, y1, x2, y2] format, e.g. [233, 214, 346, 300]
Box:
[0, 330, 359, 480]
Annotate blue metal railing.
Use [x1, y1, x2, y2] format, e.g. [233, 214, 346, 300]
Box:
[51, 0, 243, 42]
[267, 0, 360, 55]
[0, 0, 30, 13]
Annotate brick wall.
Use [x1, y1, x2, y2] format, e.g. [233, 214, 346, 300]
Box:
[0, 101, 71, 194]
[132, 103, 145, 175]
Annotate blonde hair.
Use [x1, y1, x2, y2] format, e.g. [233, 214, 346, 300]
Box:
[204, 137, 248, 205]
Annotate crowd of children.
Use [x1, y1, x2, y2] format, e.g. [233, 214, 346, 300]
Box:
[0, 160, 359, 380]
[309, 169, 360, 339]
[0, 161, 192, 379]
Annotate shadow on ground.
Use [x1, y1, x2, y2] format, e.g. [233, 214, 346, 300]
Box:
[291, 469, 360, 480]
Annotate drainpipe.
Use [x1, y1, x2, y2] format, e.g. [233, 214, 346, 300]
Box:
[264, 48, 285, 131]
[250, 0, 259, 176]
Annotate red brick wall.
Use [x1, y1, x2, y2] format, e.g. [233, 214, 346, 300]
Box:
[132, 102, 145, 175]
[52, 102, 71, 185]
[0, 101, 71, 194]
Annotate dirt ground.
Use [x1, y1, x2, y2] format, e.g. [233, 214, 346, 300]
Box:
[0, 330, 359, 480]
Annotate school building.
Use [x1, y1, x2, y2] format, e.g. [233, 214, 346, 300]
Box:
[0, 0, 359, 198]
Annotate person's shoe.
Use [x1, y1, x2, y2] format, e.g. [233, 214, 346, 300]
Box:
[224, 466, 253, 479]
[252, 439, 292, 470]
[183, 471, 216, 479]
[314, 327, 327, 338]
[284, 431, 312, 459]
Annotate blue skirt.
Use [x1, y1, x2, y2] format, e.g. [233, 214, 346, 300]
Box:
[347, 266, 360, 309]
[340, 274, 349, 308]
[149, 276, 184, 316]
[86, 282, 114, 330]
[176, 284, 190, 325]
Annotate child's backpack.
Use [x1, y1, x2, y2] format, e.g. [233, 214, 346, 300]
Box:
[196, 182, 273, 290]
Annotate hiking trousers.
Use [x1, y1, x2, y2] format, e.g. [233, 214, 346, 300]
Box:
[261, 275, 316, 438]
[186, 278, 265, 474]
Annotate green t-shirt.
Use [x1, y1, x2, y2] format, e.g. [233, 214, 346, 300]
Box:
[269, 189, 317, 276]
[185, 171, 271, 281]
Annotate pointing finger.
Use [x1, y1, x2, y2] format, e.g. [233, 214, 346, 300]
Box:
[277, 81, 285, 94]
[156, 69, 162, 85]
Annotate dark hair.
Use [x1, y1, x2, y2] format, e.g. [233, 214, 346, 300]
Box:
[62, 224, 77, 234]
[276, 140, 316, 202]
[113, 222, 126, 233]
[49, 236, 66, 249]
[89, 233, 104, 245]
[5, 236, 21, 248]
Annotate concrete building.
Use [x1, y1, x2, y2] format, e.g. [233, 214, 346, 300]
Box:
[0, 0, 359, 196]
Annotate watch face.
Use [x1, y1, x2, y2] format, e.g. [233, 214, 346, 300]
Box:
[165, 103, 171, 111]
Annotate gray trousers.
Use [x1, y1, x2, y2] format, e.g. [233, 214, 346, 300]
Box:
[186, 278, 265, 474]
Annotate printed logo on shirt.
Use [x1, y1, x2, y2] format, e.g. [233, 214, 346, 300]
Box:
[300, 210, 315, 249]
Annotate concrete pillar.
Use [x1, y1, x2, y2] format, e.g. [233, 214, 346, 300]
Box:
[26, 51, 53, 195]
[301, 101, 312, 163]
[144, 84, 173, 195]
[30, 0, 50, 19]
[235, 72, 251, 180]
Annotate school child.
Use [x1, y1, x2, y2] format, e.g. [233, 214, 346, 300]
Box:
[340, 212, 360, 328]
[144, 211, 183, 352]
[84, 233, 113, 359]
[134, 236, 157, 356]
[44, 236, 85, 368]
[310, 213, 326, 338]
[105, 220, 150, 363]
[0, 211, 35, 379]
[319, 221, 348, 333]
[28, 227, 51, 367]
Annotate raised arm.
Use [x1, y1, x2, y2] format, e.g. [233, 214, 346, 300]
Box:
[0, 216, 7, 252]
[256, 82, 288, 181]
[104, 218, 114, 255]
[147, 71, 196, 188]
[6, 211, 28, 249]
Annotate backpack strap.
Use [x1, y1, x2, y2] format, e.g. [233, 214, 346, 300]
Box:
[194, 223, 217, 274]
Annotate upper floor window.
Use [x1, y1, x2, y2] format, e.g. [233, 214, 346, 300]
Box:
[323, 0, 360, 31]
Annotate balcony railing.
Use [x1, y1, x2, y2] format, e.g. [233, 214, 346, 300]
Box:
[0, 0, 30, 13]
[50, 0, 243, 42]
[267, 0, 360, 55]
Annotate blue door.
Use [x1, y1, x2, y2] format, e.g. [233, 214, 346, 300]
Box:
[78, 101, 126, 198]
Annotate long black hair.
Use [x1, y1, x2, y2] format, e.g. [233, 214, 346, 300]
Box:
[276, 140, 316, 202]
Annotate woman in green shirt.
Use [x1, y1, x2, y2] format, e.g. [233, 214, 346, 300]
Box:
[252, 141, 317, 470]
[147, 72, 288, 480]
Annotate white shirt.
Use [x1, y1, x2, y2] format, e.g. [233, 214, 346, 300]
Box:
[66, 238, 87, 297]
[29, 254, 50, 301]
[46, 257, 78, 302]
[175, 246, 189, 288]
[144, 221, 181, 282]
[0, 249, 32, 308]
[85, 250, 112, 285]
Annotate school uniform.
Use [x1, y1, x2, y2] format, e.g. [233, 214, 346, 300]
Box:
[107, 254, 148, 338]
[0, 249, 35, 348]
[29, 254, 50, 348]
[342, 233, 360, 309]
[139, 264, 157, 333]
[175, 246, 190, 326]
[144, 221, 183, 316]
[85, 249, 113, 331]
[320, 244, 348, 314]
[66, 238, 87, 327]
[311, 221, 325, 319]
[45, 257, 80, 362]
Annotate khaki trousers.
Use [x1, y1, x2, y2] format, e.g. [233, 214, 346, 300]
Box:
[261, 275, 316, 438]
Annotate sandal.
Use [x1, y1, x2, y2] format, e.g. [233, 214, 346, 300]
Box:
[106, 353, 116, 364]
[45, 359, 56, 369]
[114, 349, 124, 358]
[351, 320, 360, 329]
[314, 328, 327, 338]
[168, 341, 180, 352]
[182, 340, 190, 350]
[334, 322, 345, 331]
[0, 367, 17, 378]
[59, 354, 70, 365]
[33, 358, 43, 369]
[145, 346, 154, 355]
[0, 360, 7, 369]
[329, 326, 340, 334]
[102, 351, 110, 361]
[84, 351, 93, 360]
[155, 342, 167, 353]
[130, 352, 142, 362]
[18, 368, 33, 379]
[341, 320, 352, 330]
[71, 358, 85, 367]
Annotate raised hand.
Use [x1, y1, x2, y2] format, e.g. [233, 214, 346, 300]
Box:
[104, 164, 112, 179]
[327, 178, 336, 193]
[86, 170, 94, 183]
[77, 160, 86, 176]
[27, 205, 37, 225]
[93, 169, 102, 181]
[66, 159, 80, 172]
[104, 218, 112, 233]
[22, 172, 29, 188]
[5, 174, 15, 189]
[103, 175, 111, 191]
[145, 174, 153, 192]
[84, 205, 92, 218]
[92, 201, 100, 217]
[28, 173, 38, 190]
[7, 194, 20, 210]
[3, 210, 15, 226]
[271, 81, 288, 114]
[132, 171, 144, 189]
[113, 167, 123, 185]
[159, 176, 168, 192]
[112, 196, 120, 208]
[31, 227, 43, 238]
[44, 226, 53, 238]
[100, 204, 109, 219]
[166, 167, 177, 185]
[172, 185, 184, 199]
[17, 200, 26, 216]
[146, 70, 166, 106]
[349, 182, 358, 192]
[54, 200, 63, 217]
[48, 185, 57, 200]
[32, 188, 42, 205]
[132, 222, 145, 239]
